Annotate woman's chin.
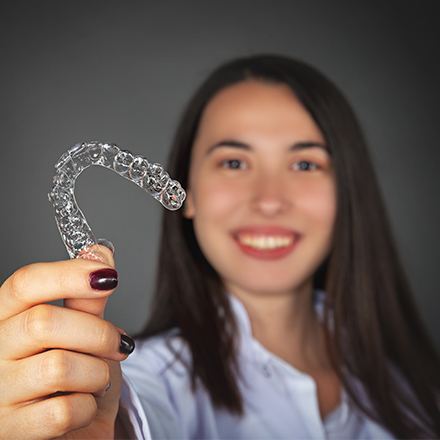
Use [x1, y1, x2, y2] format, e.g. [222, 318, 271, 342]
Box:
[224, 277, 313, 298]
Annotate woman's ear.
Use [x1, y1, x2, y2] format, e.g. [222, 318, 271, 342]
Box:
[183, 190, 195, 219]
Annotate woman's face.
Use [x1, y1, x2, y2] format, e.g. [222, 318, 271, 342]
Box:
[184, 80, 336, 298]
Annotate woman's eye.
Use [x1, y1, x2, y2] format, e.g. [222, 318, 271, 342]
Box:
[220, 159, 246, 170]
[292, 160, 320, 171]
[218, 159, 320, 171]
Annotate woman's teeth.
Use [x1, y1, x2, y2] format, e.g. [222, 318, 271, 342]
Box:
[237, 234, 293, 249]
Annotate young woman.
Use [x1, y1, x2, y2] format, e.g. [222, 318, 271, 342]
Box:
[116, 54, 440, 439]
[0, 54, 438, 439]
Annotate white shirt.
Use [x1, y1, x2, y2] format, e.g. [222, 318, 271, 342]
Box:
[120, 289, 395, 439]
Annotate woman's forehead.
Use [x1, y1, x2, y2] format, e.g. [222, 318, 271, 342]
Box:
[195, 80, 325, 144]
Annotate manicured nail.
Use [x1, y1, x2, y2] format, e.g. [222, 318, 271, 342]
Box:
[119, 334, 135, 355]
[89, 268, 118, 290]
[97, 238, 115, 255]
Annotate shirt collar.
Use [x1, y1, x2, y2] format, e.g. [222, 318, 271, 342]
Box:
[226, 290, 350, 426]
[226, 288, 333, 379]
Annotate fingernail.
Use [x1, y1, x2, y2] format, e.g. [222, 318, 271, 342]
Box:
[104, 380, 112, 393]
[116, 326, 128, 336]
[89, 268, 118, 290]
[78, 249, 106, 263]
[119, 334, 135, 355]
[95, 380, 112, 398]
[97, 238, 115, 255]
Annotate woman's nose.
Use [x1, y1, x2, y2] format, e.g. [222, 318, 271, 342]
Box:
[250, 174, 291, 216]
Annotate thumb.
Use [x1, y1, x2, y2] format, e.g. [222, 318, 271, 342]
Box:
[64, 240, 116, 319]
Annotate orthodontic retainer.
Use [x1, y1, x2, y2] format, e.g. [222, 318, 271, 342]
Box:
[48, 141, 186, 259]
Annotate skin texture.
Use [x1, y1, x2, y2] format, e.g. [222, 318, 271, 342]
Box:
[0, 244, 124, 439]
[184, 80, 341, 416]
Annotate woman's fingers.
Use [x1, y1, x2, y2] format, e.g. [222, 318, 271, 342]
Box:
[3, 393, 98, 440]
[0, 250, 117, 322]
[1, 349, 110, 406]
[65, 243, 116, 319]
[0, 304, 131, 361]
[0, 244, 124, 438]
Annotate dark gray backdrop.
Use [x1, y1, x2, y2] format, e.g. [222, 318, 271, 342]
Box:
[1, 1, 439, 350]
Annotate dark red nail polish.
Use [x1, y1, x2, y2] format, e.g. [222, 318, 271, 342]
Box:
[119, 334, 135, 355]
[89, 268, 118, 290]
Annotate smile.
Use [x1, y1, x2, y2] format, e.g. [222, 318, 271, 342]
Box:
[232, 228, 301, 260]
[237, 234, 293, 249]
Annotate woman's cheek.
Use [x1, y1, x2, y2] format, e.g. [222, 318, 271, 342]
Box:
[297, 178, 336, 228]
[197, 178, 246, 218]
[286, 174, 330, 215]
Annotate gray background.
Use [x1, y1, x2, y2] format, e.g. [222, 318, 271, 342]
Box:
[1, 1, 439, 350]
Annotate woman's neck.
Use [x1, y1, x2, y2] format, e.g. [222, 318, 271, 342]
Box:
[227, 281, 328, 372]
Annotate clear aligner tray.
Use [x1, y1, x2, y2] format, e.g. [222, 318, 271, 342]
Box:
[48, 141, 186, 258]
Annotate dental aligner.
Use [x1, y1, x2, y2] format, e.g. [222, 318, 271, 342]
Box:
[48, 141, 186, 259]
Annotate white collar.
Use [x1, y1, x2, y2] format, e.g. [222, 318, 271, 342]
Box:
[226, 289, 350, 425]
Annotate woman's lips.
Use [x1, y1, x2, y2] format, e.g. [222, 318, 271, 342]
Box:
[231, 226, 301, 260]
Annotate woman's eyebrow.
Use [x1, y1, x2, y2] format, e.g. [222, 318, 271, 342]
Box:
[205, 139, 330, 155]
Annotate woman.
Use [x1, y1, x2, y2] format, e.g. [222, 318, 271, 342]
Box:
[119, 54, 440, 438]
[0, 54, 438, 439]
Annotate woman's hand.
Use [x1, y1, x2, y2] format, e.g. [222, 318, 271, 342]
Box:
[0, 245, 132, 439]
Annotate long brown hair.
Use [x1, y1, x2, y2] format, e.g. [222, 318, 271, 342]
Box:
[136, 54, 440, 438]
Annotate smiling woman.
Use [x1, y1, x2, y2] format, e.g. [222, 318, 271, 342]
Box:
[183, 80, 336, 315]
[117, 54, 440, 439]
